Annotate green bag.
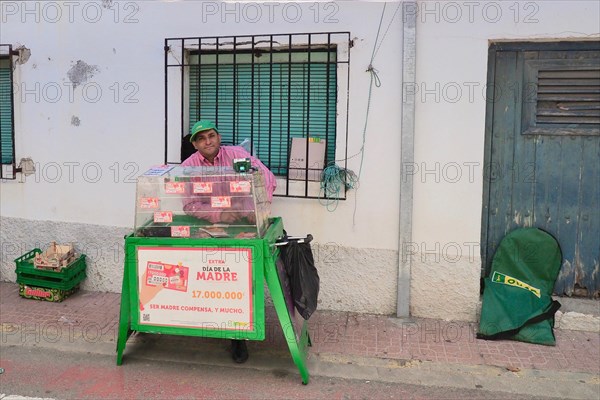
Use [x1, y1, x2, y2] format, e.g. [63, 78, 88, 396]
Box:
[478, 228, 562, 345]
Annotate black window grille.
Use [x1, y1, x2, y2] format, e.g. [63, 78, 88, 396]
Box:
[165, 32, 351, 199]
[0, 44, 16, 179]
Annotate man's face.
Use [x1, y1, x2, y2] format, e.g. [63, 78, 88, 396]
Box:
[192, 129, 221, 162]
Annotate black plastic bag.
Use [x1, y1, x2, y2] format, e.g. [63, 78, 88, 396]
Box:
[279, 234, 319, 320]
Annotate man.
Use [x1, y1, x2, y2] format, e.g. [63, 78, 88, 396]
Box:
[182, 120, 276, 197]
[182, 120, 276, 224]
[182, 120, 277, 363]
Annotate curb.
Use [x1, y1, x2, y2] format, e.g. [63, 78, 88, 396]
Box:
[2, 324, 598, 400]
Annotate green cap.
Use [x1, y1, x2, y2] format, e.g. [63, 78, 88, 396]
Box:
[190, 120, 218, 142]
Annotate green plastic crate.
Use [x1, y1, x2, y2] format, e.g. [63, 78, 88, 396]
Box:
[15, 249, 87, 291]
[17, 268, 87, 290]
[18, 284, 80, 302]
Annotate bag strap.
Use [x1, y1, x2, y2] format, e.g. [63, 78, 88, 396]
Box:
[477, 300, 561, 341]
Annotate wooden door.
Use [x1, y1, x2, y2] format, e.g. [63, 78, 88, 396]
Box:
[482, 42, 599, 297]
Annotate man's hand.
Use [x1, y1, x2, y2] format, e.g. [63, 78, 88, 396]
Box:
[183, 201, 221, 223]
[220, 211, 240, 224]
[220, 211, 256, 224]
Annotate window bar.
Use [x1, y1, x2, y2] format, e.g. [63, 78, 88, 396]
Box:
[268, 35, 273, 170]
[344, 35, 351, 197]
[0, 45, 16, 178]
[233, 36, 237, 145]
[0, 55, 3, 176]
[180, 39, 185, 155]
[250, 36, 255, 160]
[9, 46, 15, 174]
[215, 37, 219, 128]
[168, 32, 350, 198]
[278, 61, 284, 176]
[324, 34, 332, 197]
[164, 39, 169, 164]
[285, 34, 292, 196]
[304, 34, 312, 197]
[0, 52, 3, 175]
[196, 38, 201, 125]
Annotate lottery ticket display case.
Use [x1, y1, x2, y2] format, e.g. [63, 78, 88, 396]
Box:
[134, 165, 271, 239]
[116, 166, 311, 384]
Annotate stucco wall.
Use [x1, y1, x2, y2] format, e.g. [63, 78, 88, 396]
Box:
[1, 1, 598, 320]
[410, 0, 600, 320]
[0, 1, 403, 250]
[0, 1, 403, 316]
[410, 252, 481, 321]
[0, 216, 129, 292]
[1, 216, 399, 315]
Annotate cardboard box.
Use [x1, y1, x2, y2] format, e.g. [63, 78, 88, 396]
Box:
[288, 137, 326, 181]
[34, 242, 75, 271]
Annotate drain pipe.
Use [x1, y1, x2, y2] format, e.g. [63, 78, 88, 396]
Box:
[397, 2, 417, 318]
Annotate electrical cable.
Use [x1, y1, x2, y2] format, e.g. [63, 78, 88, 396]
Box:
[318, 164, 359, 212]
[318, 4, 401, 216]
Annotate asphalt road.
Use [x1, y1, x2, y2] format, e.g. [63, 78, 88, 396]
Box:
[0, 344, 570, 400]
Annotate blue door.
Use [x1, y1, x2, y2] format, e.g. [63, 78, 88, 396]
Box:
[482, 42, 600, 297]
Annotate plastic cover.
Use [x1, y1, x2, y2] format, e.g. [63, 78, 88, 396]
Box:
[134, 165, 271, 239]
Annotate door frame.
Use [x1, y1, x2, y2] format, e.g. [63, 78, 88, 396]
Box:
[480, 40, 600, 279]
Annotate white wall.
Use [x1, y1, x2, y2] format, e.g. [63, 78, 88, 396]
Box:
[411, 0, 600, 320]
[1, 1, 403, 248]
[1, 1, 597, 320]
[0, 1, 404, 314]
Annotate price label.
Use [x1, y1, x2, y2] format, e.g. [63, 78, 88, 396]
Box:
[171, 226, 190, 237]
[230, 181, 251, 193]
[193, 182, 213, 194]
[139, 197, 159, 209]
[165, 182, 185, 194]
[154, 211, 173, 223]
[211, 196, 232, 208]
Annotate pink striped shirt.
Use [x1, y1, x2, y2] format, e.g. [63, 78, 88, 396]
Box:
[181, 145, 276, 201]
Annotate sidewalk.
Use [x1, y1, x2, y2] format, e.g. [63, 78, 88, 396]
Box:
[1, 282, 599, 398]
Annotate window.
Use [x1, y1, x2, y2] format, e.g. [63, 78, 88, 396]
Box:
[165, 33, 351, 199]
[522, 57, 600, 136]
[0, 44, 16, 179]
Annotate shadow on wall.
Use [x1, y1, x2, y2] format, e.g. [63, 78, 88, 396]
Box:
[181, 134, 195, 161]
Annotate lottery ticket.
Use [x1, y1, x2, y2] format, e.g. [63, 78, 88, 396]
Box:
[145, 261, 189, 292]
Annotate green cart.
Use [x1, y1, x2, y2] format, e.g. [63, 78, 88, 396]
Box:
[116, 217, 311, 384]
